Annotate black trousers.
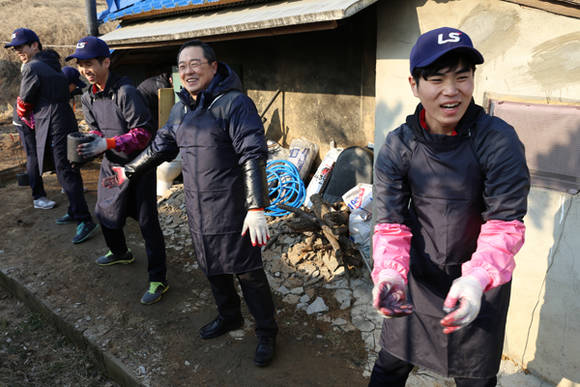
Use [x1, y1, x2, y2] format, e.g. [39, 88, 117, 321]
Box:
[100, 191, 166, 283]
[51, 133, 92, 223]
[369, 349, 497, 387]
[17, 124, 46, 199]
[207, 268, 278, 338]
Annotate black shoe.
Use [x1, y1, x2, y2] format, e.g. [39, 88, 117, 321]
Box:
[254, 336, 276, 367]
[72, 221, 98, 244]
[96, 249, 134, 266]
[199, 316, 244, 340]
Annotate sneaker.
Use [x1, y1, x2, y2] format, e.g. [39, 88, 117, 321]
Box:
[33, 197, 56, 210]
[72, 221, 98, 244]
[56, 213, 73, 225]
[61, 187, 88, 194]
[140, 281, 169, 305]
[96, 249, 134, 266]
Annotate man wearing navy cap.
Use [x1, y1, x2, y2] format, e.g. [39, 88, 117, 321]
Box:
[66, 36, 168, 305]
[370, 27, 530, 386]
[5, 28, 97, 243]
[8, 28, 52, 209]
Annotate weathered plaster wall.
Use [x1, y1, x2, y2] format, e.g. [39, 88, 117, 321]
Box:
[375, 0, 580, 385]
[212, 5, 377, 158]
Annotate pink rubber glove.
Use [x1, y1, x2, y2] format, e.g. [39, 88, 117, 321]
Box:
[371, 223, 412, 284]
[102, 166, 127, 189]
[21, 114, 35, 130]
[462, 219, 526, 291]
[440, 275, 484, 334]
[372, 270, 413, 318]
[241, 209, 270, 247]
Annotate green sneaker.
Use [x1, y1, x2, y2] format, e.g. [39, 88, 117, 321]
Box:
[72, 221, 98, 244]
[141, 281, 169, 305]
[96, 249, 134, 266]
[56, 213, 73, 225]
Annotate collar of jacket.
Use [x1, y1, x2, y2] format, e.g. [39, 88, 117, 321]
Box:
[31, 49, 61, 72]
[89, 72, 130, 99]
[406, 99, 484, 143]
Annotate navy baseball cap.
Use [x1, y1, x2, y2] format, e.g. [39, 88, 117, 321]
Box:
[4, 28, 39, 48]
[65, 36, 110, 61]
[62, 66, 86, 89]
[409, 27, 484, 73]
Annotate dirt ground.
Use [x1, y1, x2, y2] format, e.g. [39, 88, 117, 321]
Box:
[0, 286, 118, 386]
[0, 120, 369, 386]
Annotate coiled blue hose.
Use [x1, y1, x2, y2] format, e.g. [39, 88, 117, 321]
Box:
[265, 160, 306, 217]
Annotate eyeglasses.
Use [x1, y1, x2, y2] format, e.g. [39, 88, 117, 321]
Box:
[178, 60, 209, 72]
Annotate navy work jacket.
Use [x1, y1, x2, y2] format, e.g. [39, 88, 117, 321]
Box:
[19, 50, 78, 173]
[374, 102, 530, 378]
[145, 63, 268, 276]
[81, 73, 155, 228]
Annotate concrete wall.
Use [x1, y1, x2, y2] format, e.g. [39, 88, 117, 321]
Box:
[208, 5, 377, 159]
[112, 7, 377, 166]
[375, 0, 580, 385]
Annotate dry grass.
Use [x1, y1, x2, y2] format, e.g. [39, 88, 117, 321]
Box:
[0, 0, 114, 114]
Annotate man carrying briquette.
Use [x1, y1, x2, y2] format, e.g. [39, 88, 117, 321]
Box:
[66, 36, 168, 305]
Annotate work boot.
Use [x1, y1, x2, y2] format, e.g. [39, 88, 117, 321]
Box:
[96, 249, 134, 266]
[56, 213, 73, 225]
[33, 197, 56, 210]
[254, 336, 276, 367]
[72, 221, 98, 244]
[199, 316, 244, 340]
[140, 281, 169, 305]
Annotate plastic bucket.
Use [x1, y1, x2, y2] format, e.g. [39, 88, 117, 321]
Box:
[17, 172, 29, 186]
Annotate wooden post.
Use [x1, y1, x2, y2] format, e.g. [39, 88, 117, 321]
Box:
[158, 88, 175, 129]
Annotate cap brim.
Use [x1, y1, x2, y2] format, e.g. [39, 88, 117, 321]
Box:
[4, 38, 27, 48]
[65, 52, 110, 61]
[413, 46, 484, 72]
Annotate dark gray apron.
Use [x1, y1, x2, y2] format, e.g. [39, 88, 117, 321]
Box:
[381, 134, 511, 378]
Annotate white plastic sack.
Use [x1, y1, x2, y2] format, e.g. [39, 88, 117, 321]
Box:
[304, 146, 342, 208]
[342, 183, 373, 212]
[287, 138, 319, 180]
[156, 152, 182, 196]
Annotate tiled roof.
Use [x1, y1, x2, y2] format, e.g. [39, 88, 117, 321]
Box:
[98, 0, 268, 23]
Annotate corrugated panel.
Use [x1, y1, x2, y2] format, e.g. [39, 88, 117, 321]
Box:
[100, 0, 377, 47]
[98, 0, 279, 23]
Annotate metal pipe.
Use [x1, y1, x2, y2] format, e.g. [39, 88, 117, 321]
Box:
[85, 0, 99, 36]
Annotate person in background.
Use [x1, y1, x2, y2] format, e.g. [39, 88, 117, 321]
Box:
[104, 40, 278, 366]
[62, 66, 86, 98]
[12, 105, 53, 209]
[9, 27, 54, 210]
[370, 27, 530, 386]
[137, 71, 172, 131]
[66, 36, 168, 305]
[5, 28, 97, 243]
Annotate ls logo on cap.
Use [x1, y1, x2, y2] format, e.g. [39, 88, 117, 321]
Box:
[76, 42, 86, 49]
[11, 33, 16, 39]
[438, 32, 462, 45]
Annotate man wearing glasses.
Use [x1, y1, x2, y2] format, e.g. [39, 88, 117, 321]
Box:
[66, 36, 168, 305]
[5, 28, 97, 243]
[104, 40, 278, 367]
